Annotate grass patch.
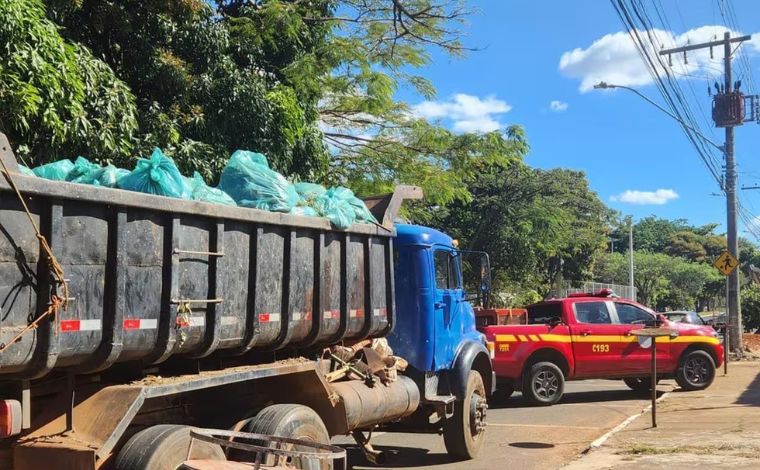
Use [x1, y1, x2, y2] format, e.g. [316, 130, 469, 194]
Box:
[619, 443, 758, 456]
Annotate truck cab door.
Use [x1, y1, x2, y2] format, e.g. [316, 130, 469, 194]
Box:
[431, 248, 462, 369]
[569, 300, 627, 377]
[613, 302, 673, 374]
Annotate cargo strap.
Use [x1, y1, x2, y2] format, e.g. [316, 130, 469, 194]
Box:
[0, 159, 69, 351]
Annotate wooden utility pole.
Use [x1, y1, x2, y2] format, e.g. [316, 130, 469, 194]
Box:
[660, 32, 751, 354]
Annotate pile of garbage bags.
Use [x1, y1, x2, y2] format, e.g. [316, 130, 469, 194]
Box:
[21, 148, 377, 230]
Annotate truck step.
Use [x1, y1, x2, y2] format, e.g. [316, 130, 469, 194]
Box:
[423, 394, 456, 405]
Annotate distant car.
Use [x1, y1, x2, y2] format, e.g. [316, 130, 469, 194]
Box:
[663, 311, 707, 325]
[665, 311, 726, 343]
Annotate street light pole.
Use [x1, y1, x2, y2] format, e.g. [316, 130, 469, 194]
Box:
[629, 217, 635, 299]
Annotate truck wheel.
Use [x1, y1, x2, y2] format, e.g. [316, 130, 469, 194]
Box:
[623, 377, 658, 393]
[443, 370, 487, 460]
[238, 404, 331, 470]
[114, 424, 225, 470]
[522, 361, 564, 406]
[676, 350, 716, 391]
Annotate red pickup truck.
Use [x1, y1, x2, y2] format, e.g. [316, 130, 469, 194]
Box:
[482, 290, 724, 405]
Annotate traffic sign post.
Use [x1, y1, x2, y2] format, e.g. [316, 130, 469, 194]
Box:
[631, 327, 679, 428]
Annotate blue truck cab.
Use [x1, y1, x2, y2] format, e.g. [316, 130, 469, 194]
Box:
[388, 223, 494, 458]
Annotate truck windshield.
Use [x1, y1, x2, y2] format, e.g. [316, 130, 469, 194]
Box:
[527, 303, 561, 324]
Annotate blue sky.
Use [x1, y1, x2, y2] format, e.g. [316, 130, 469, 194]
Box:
[398, 1, 760, 238]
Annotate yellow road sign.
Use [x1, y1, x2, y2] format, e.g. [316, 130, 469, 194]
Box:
[714, 251, 739, 276]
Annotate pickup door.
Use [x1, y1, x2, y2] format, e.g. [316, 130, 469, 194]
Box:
[613, 301, 673, 374]
[568, 300, 633, 377]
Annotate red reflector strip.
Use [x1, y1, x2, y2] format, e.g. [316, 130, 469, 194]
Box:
[259, 313, 281, 323]
[373, 308, 387, 317]
[60, 319, 102, 332]
[349, 309, 364, 318]
[323, 310, 340, 320]
[123, 319, 158, 330]
[292, 311, 312, 321]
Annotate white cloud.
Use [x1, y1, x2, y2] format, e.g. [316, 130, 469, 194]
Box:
[559, 26, 760, 92]
[610, 189, 679, 205]
[413, 93, 512, 133]
[550, 100, 568, 112]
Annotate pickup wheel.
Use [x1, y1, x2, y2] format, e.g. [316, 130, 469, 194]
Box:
[443, 370, 487, 460]
[623, 377, 658, 393]
[676, 350, 716, 391]
[522, 361, 564, 406]
[114, 424, 225, 470]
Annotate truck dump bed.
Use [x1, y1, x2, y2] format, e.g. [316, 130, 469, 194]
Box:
[0, 136, 412, 379]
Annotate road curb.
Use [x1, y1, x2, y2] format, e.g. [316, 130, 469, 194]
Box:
[583, 391, 671, 452]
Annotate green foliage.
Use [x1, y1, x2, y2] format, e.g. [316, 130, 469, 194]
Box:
[430, 162, 613, 305]
[30, 0, 330, 180]
[741, 284, 760, 331]
[0, 0, 137, 164]
[594, 251, 722, 310]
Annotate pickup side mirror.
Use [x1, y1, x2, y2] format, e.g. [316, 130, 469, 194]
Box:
[547, 316, 563, 327]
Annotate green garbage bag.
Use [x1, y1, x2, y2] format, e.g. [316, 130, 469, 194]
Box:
[32, 159, 74, 181]
[294, 182, 326, 201]
[66, 157, 101, 183]
[293, 182, 326, 216]
[289, 206, 319, 217]
[218, 150, 298, 212]
[315, 188, 355, 230]
[326, 186, 378, 224]
[18, 165, 35, 177]
[92, 165, 130, 188]
[117, 148, 192, 199]
[189, 172, 236, 206]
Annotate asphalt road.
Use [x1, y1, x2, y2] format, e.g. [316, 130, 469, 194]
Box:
[334, 379, 672, 470]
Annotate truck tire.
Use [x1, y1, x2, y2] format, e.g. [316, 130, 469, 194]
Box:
[443, 370, 487, 460]
[676, 350, 716, 391]
[238, 404, 331, 470]
[623, 377, 658, 393]
[114, 424, 225, 470]
[522, 361, 564, 406]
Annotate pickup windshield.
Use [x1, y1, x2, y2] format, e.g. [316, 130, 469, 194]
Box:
[527, 303, 561, 324]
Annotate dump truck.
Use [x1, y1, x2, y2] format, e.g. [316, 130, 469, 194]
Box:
[0, 133, 494, 469]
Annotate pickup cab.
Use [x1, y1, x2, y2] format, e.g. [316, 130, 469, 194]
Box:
[481, 289, 724, 405]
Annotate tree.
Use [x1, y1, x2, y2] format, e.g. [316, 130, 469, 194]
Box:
[741, 284, 760, 332]
[43, 0, 329, 180]
[430, 163, 612, 303]
[0, 0, 137, 165]
[611, 216, 689, 253]
[594, 251, 722, 310]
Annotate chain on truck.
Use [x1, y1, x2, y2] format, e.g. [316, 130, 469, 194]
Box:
[0, 132, 495, 469]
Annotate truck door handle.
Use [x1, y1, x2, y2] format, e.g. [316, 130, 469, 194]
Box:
[580, 330, 591, 336]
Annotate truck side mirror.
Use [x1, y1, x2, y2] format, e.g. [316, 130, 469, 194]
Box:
[480, 253, 491, 293]
[547, 316, 563, 327]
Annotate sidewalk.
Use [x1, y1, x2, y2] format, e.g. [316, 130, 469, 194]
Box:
[565, 360, 760, 469]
